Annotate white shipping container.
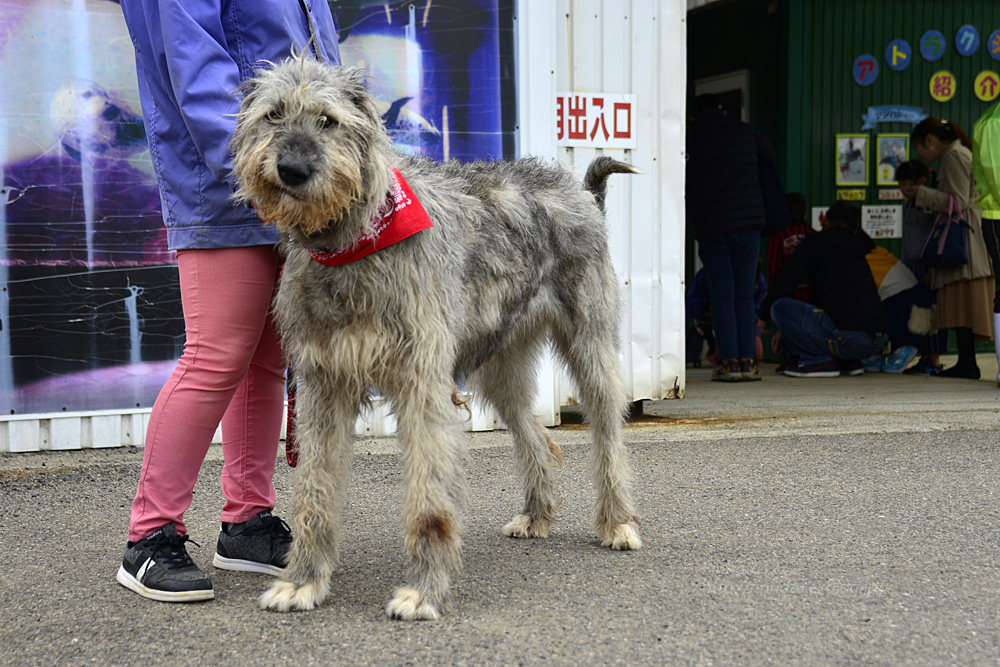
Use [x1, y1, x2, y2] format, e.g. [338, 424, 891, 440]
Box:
[519, 0, 688, 426]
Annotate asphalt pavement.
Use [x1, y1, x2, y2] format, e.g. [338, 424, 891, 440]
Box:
[1, 356, 999, 666]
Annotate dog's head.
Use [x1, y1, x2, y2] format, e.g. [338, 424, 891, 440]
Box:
[230, 55, 393, 242]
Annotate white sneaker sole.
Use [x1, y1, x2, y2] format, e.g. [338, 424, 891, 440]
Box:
[213, 552, 285, 576]
[115, 565, 214, 602]
[781, 369, 840, 378]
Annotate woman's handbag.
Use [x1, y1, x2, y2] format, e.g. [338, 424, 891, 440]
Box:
[919, 194, 970, 268]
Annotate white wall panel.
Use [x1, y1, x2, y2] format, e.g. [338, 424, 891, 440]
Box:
[0, 410, 147, 453]
[522, 0, 687, 412]
[4, 419, 39, 453]
[49, 418, 82, 451]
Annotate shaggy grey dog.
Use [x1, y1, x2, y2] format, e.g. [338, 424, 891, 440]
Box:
[231, 55, 642, 620]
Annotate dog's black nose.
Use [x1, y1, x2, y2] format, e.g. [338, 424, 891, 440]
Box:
[277, 157, 313, 187]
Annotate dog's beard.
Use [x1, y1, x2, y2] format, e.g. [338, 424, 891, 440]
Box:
[235, 152, 365, 238]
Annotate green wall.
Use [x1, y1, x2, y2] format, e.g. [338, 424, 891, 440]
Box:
[784, 0, 1000, 213]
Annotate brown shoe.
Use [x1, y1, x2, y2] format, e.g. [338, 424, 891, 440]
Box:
[711, 359, 742, 382]
[739, 358, 762, 381]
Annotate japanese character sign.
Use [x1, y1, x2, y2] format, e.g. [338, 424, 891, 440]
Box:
[862, 205, 903, 239]
[930, 71, 956, 102]
[955, 24, 979, 56]
[555, 92, 637, 149]
[920, 30, 946, 62]
[852, 54, 879, 86]
[975, 71, 1000, 102]
[885, 39, 911, 71]
[860, 106, 926, 130]
[990, 29, 1000, 61]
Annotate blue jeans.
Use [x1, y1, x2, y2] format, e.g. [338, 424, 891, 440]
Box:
[697, 230, 761, 360]
[770, 297, 887, 366]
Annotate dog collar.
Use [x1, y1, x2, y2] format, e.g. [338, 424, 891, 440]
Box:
[304, 168, 434, 267]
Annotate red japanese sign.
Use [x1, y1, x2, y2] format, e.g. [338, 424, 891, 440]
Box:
[555, 92, 637, 149]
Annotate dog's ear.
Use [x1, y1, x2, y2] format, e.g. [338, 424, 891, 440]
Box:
[235, 74, 264, 114]
[238, 77, 259, 101]
[338, 67, 381, 126]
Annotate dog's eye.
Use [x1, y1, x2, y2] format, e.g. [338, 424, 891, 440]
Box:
[264, 108, 283, 124]
[319, 115, 338, 130]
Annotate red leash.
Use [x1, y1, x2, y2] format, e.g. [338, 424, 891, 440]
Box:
[285, 368, 298, 467]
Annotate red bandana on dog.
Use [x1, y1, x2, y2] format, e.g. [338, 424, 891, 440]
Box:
[305, 168, 434, 266]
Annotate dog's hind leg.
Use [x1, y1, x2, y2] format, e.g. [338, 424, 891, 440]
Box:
[384, 374, 467, 621]
[554, 282, 642, 551]
[472, 341, 561, 540]
[260, 375, 359, 612]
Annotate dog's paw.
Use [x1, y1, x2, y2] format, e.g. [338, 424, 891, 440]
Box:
[385, 586, 440, 621]
[502, 513, 551, 539]
[259, 578, 330, 612]
[599, 521, 642, 550]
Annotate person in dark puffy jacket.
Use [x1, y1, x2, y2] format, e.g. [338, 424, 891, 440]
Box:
[114, 1, 341, 603]
[686, 95, 785, 382]
[758, 201, 889, 378]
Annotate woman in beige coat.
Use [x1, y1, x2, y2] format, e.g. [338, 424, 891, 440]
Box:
[905, 118, 994, 378]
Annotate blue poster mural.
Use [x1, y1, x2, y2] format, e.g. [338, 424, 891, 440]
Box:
[0, 0, 516, 415]
[333, 0, 515, 161]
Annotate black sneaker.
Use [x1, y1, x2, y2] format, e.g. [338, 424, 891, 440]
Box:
[116, 524, 214, 602]
[781, 359, 841, 378]
[931, 364, 981, 380]
[213, 511, 292, 576]
[839, 359, 864, 376]
[903, 357, 943, 375]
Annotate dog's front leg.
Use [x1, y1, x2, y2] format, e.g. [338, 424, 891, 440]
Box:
[385, 385, 468, 620]
[260, 377, 358, 612]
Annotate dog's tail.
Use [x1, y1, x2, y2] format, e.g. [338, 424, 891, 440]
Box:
[584, 156, 641, 214]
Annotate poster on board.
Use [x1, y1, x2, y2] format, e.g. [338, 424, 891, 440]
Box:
[876, 134, 909, 186]
[836, 133, 869, 186]
[862, 205, 903, 239]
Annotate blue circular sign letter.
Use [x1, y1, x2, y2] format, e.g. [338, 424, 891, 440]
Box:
[885, 39, 911, 71]
[853, 54, 879, 86]
[956, 25, 980, 56]
[987, 29, 1000, 61]
[920, 30, 946, 62]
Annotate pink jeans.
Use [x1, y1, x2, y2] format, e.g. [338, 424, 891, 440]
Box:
[129, 246, 286, 541]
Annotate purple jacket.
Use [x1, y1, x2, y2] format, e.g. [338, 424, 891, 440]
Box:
[119, 1, 341, 250]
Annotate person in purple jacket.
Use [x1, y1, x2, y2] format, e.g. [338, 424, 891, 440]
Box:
[114, 1, 341, 603]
